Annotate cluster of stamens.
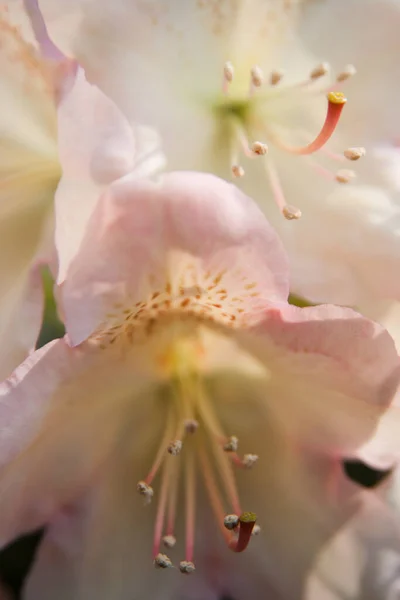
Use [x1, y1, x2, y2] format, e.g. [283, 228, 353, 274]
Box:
[136, 347, 259, 574]
[222, 60, 366, 220]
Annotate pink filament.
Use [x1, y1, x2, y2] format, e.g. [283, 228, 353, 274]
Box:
[276, 95, 346, 156]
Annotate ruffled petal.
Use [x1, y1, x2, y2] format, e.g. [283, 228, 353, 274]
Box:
[59, 172, 289, 345]
[234, 303, 400, 460]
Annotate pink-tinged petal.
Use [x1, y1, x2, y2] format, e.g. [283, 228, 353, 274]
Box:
[0, 338, 157, 546]
[306, 491, 400, 600]
[23, 389, 370, 600]
[54, 66, 137, 284]
[60, 172, 289, 345]
[234, 303, 400, 459]
[0, 264, 44, 381]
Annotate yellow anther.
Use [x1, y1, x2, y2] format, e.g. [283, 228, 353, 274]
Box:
[327, 91, 347, 105]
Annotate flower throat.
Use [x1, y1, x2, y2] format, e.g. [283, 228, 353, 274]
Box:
[136, 339, 259, 574]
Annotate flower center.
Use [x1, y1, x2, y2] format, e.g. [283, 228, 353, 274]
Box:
[136, 337, 259, 574]
[216, 60, 365, 219]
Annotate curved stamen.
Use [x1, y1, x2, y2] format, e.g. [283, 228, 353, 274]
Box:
[274, 92, 347, 156]
[229, 512, 257, 553]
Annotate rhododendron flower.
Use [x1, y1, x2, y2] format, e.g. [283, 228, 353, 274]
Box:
[0, 172, 399, 599]
[45, 0, 400, 307]
[0, 0, 162, 378]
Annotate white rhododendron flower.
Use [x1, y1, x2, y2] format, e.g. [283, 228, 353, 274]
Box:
[0, 0, 163, 378]
[43, 0, 400, 306]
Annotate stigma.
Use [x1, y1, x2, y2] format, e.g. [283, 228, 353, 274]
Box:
[136, 340, 259, 573]
[220, 60, 365, 220]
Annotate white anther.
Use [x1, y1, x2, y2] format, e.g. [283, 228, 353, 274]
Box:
[179, 561, 196, 574]
[310, 62, 330, 80]
[252, 524, 261, 536]
[154, 553, 173, 569]
[224, 514, 240, 530]
[137, 481, 154, 504]
[344, 147, 366, 161]
[231, 164, 245, 178]
[223, 61, 234, 83]
[184, 419, 199, 434]
[250, 65, 264, 87]
[282, 205, 302, 221]
[336, 64, 356, 82]
[270, 69, 284, 85]
[168, 440, 183, 456]
[162, 535, 177, 549]
[242, 454, 259, 469]
[223, 435, 239, 452]
[335, 169, 356, 183]
[252, 141, 268, 156]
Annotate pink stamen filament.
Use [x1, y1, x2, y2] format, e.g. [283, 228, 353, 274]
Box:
[197, 389, 242, 515]
[152, 461, 171, 558]
[265, 158, 288, 214]
[273, 93, 347, 156]
[145, 413, 174, 486]
[185, 449, 196, 563]
[166, 459, 180, 536]
[198, 446, 231, 545]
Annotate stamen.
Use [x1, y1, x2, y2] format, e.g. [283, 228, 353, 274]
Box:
[162, 534, 177, 549]
[231, 165, 245, 178]
[229, 512, 257, 553]
[179, 561, 196, 574]
[344, 147, 366, 161]
[184, 419, 199, 434]
[166, 458, 180, 539]
[336, 64, 356, 82]
[197, 389, 242, 515]
[242, 454, 259, 469]
[152, 462, 171, 559]
[310, 62, 330, 80]
[249, 65, 264, 96]
[223, 435, 239, 453]
[143, 412, 174, 486]
[252, 141, 268, 156]
[168, 440, 183, 455]
[270, 69, 284, 85]
[265, 158, 302, 220]
[184, 448, 196, 568]
[198, 446, 231, 545]
[273, 92, 347, 156]
[224, 514, 239, 530]
[335, 168, 356, 183]
[223, 61, 234, 94]
[154, 553, 173, 569]
[137, 481, 154, 505]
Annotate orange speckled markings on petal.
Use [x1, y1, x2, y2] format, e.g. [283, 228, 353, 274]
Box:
[93, 264, 263, 349]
